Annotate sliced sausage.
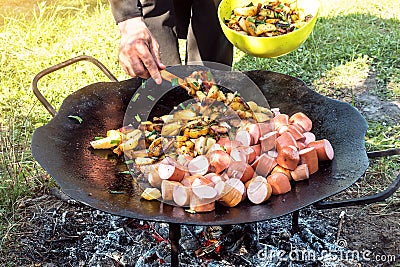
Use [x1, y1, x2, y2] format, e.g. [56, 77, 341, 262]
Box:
[158, 163, 186, 182]
[189, 176, 217, 212]
[251, 144, 261, 157]
[216, 136, 230, 146]
[218, 179, 245, 207]
[217, 138, 241, 154]
[229, 147, 246, 162]
[220, 172, 230, 181]
[230, 146, 256, 164]
[173, 184, 191, 206]
[290, 164, 310, 181]
[192, 175, 214, 187]
[307, 139, 334, 161]
[267, 150, 278, 158]
[273, 114, 289, 130]
[204, 173, 223, 184]
[287, 124, 306, 142]
[161, 180, 182, 201]
[246, 123, 261, 144]
[289, 123, 305, 134]
[259, 131, 277, 152]
[276, 145, 300, 170]
[192, 183, 218, 200]
[267, 172, 292, 195]
[303, 132, 316, 146]
[180, 174, 201, 187]
[271, 165, 292, 180]
[190, 194, 215, 212]
[252, 153, 277, 177]
[188, 155, 210, 175]
[208, 150, 232, 174]
[235, 130, 252, 147]
[246, 176, 273, 204]
[277, 125, 289, 136]
[258, 121, 274, 136]
[289, 112, 312, 132]
[160, 156, 179, 165]
[299, 147, 319, 174]
[296, 141, 306, 150]
[214, 180, 225, 197]
[148, 170, 162, 188]
[244, 175, 267, 188]
[276, 132, 297, 152]
[226, 161, 254, 183]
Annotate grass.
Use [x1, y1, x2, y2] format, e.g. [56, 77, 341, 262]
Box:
[0, 0, 399, 254]
[0, 117, 52, 247]
[0, 0, 125, 248]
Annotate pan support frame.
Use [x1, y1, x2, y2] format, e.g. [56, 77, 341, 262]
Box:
[169, 223, 181, 267]
[314, 148, 400, 209]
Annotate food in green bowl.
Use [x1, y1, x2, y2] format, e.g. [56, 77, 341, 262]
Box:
[218, 0, 319, 58]
[225, 1, 313, 37]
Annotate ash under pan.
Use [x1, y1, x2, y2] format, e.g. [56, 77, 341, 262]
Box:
[19, 197, 360, 267]
[31, 67, 369, 225]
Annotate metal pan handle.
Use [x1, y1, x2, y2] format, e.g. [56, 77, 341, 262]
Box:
[32, 55, 118, 117]
[314, 148, 400, 209]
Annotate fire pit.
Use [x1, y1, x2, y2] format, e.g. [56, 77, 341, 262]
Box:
[31, 56, 400, 266]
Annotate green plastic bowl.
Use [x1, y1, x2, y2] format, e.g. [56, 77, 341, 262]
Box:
[218, 0, 320, 58]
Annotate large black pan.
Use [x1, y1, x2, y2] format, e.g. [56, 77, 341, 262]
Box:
[31, 63, 370, 225]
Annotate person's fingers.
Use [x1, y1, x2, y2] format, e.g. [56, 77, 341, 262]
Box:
[142, 57, 162, 84]
[127, 59, 150, 79]
[135, 41, 163, 84]
[119, 51, 150, 79]
[119, 52, 135, 77]
[119, 38, 152, 79]
[150, 38, 166, 70]
[117, 20, 165, 84]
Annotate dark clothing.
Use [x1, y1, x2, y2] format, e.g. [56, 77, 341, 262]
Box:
[109, 0, 142, 23]
[109, 0, 233, 67]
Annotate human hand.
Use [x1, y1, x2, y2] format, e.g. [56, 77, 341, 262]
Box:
[117, 17, 166, 84]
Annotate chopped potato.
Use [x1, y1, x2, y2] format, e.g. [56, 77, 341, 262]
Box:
[141, 188, 161, 200]
[90, 130, 122, 149]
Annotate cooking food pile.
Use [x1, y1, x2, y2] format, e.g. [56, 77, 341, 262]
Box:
[91, 70, 334, 213]
[225, 1, 313, 37]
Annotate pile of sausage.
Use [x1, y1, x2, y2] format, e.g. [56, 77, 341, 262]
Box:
[91, 70, 334, 213]
[140, 110, 334, 213]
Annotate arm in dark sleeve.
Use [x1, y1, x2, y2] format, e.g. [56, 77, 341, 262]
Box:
[108, 0, 143, 23]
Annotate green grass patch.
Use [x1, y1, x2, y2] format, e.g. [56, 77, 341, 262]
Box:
[0, 0, 126, 247]
[0, 118, 53, 246]
[366, 122, 400, 150]
[234, 12, 400, 100]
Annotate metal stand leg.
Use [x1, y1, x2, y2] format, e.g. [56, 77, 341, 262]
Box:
[169, 223, 181, 267]
[291, 210, 299, 234]
[315, 148, 400, 210]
